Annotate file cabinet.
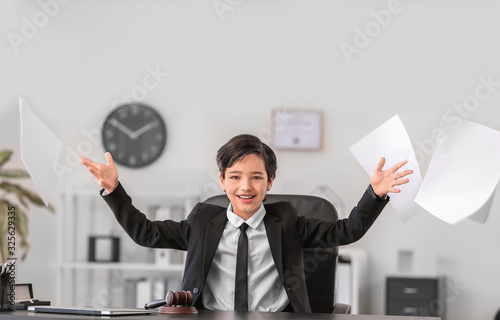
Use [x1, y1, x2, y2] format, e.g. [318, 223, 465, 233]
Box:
[386, 277, 444, 318]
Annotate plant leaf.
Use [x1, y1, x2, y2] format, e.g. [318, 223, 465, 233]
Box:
[0, 200, 9, 263]
[0, 182, 38, 207]
[18, 185, 50, 208]
[15, 207, 30, 260]
[0, 169, 30, 178]
[15, 205, 29, 244]
[0, 201, 31, 263]
[0, 182, 55, 212]
[0, 182, 29, 207]
[0, 150, 13, 168]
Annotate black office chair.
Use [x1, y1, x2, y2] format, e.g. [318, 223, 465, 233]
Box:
[203, 194, 351, 314]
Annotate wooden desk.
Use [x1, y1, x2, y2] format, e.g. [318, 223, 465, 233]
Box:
[0, 310, 440, 320]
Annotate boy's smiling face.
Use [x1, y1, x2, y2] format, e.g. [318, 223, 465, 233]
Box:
[219, 153, 273, 220]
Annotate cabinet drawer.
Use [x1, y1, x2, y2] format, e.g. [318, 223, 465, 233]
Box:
[387, 299, 438, 317]
[387, 277, 437, 300]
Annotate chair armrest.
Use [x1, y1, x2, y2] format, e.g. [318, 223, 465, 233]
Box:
[332, 303, 351, 314]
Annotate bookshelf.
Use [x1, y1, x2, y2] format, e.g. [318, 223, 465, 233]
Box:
[54, 187, 199, 307]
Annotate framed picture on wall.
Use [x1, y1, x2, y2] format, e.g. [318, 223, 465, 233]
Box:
[272, 109, 323, 151]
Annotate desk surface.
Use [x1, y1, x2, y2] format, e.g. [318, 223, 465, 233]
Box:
[0, 310, 440, 320]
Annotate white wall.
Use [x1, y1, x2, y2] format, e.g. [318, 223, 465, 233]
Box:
[1, 0, 500, 318]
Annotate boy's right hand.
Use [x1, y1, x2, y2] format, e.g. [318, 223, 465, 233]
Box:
[81, 152, 119, 193]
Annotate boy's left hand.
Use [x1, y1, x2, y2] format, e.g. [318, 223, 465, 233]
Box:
[370, 157, 413, 198]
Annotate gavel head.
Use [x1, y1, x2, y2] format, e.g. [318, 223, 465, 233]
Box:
[165, 290, 193, 307]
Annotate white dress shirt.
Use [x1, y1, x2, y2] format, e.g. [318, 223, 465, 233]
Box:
[202, 203, 289, 311]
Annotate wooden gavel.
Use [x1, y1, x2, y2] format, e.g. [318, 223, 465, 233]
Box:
[144, 290, 193, 309]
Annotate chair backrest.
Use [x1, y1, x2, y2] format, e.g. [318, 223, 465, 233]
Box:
[203, 194, 338, 313]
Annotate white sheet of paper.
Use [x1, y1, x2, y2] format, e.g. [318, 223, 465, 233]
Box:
[414, 118, 500, 224]
[349, 115, 422, 222]
[19, 97, 62, 207]
[467, 188, 495, 224]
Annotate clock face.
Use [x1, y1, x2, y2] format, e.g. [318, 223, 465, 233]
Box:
[102, 103, 167, 168]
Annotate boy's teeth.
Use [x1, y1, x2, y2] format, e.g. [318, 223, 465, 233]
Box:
[239, 195, 252, 199]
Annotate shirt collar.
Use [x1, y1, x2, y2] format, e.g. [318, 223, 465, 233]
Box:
[227, 203, 266, 230]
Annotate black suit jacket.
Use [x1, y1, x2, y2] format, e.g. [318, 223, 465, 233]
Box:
[102, 182, 388, 313]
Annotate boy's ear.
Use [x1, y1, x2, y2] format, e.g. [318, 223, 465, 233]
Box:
[219, 172, 226, 192]
[266, 177, 274, 191]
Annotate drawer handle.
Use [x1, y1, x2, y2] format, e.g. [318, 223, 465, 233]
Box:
[403, 307, 418, 314]
[403, 287, 419, 294]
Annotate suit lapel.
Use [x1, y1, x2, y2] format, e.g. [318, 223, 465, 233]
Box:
[264, 206, 284, 280]
[202, 209, 227, 281]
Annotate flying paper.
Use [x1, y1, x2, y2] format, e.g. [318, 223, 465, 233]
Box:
[414, 118, 500, 224]
[19, 97, 62, 207]
[349, 115, 423, 222]
[467, 188, 495, 224]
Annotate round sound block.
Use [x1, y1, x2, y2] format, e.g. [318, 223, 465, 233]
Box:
[158, 306, 198, 314]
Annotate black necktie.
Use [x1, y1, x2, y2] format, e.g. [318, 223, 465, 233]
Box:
[234, 223, 249, 311]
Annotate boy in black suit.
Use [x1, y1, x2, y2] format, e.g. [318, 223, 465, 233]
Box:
[82, 134, 412, 312]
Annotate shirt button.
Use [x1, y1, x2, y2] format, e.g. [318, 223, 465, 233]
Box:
[193, 288, 199, 294]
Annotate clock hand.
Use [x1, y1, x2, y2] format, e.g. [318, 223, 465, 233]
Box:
[109, 118, 135, 139]
[130, 122, 158, 139]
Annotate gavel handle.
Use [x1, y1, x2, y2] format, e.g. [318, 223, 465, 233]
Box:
[144, 299, 166, 309]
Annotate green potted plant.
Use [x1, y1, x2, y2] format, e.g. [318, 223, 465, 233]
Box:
[0, 149, 53, 263]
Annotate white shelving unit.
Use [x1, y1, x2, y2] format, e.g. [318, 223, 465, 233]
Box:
[54, 187, 199, 307]
[336, 247, 368, 314]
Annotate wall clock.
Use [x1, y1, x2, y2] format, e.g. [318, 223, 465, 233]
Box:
[102, 103, 167, 168]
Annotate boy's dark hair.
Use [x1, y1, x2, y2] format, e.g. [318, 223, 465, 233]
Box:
[216, 134, 277, 180]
